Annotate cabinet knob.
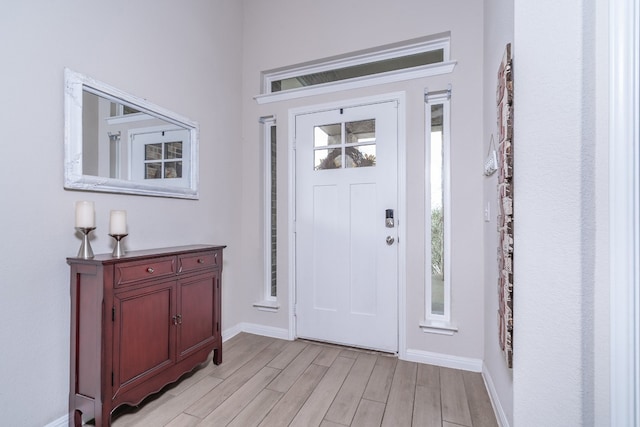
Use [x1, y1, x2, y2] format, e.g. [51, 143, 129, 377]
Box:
[146, 267, 154, 274]
[197, 258, 204, 264]
[172, 315, 177, 325]
[176, 314, 183, 325]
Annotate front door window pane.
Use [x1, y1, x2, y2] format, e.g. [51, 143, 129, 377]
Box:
[345, 145, 376, 168]
[314, 124, 341, 147]
[315, 148, 342, 170]
[314, 118, 377, 170]
[346, 119, 375, 143]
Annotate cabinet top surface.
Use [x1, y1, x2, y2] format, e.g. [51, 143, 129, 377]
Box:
[67, 244, 226, 265]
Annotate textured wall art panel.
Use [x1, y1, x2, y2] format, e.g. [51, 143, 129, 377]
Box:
[496, 43, 514, 368]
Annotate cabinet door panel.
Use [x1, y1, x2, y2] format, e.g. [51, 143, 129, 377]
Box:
[177, 272, 217, 360]
[113, 281, 176, 396]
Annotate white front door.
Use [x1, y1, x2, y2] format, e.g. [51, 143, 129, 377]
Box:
[295, 101, 398, 352]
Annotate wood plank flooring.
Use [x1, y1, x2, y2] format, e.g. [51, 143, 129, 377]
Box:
[111, 333, 498, 427]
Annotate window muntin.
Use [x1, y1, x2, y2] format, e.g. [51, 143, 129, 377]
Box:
[314, 119, 377, 170]
[143, 141, 183, 180]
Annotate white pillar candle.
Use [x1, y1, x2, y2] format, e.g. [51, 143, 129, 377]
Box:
[75, 201, 95, 228]
[109, 210, 127, 235]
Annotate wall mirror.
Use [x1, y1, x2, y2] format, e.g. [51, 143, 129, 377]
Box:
[64, 68, 199, 199]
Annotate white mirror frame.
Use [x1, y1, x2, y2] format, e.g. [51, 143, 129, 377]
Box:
[64, 68, 199, 199]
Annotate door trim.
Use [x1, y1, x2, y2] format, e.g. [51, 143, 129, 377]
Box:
[287, 92, 407, 356]
[610, 0, 639, 424]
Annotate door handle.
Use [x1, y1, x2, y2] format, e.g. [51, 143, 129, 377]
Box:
[385, 209, 395, 228]
[386, 236, 395, 245]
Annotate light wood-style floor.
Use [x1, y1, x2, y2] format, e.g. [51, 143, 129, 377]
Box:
[111, 333, 498, 427]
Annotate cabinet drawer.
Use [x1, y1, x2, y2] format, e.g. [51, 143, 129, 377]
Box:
[179, 250, 220, 273]
[115, 256, 176, 287]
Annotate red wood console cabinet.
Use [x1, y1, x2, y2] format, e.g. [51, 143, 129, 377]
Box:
[68, 244, 225, 426]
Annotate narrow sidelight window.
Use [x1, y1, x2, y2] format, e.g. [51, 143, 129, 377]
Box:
[263, 117, 277, 299]
[429, 103, 446, 316]
[422, 89, 454, 334]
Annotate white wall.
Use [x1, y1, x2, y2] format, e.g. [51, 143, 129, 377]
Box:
[512, 0, 609, 424]
[0, 1, 243, 425]
[240, 0, 486, 363]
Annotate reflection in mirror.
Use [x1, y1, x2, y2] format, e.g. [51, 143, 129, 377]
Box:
[65, 68, 199, 199]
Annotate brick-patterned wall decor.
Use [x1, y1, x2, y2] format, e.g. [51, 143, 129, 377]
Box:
[497, 43, 514, 368]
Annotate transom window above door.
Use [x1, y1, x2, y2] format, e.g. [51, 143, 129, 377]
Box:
[271, 49, 444, 93]
[255, 33, 456, 104]
[313, 119, 376, 170]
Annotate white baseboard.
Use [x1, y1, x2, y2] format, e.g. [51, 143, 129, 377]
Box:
[222, 323, 245, 342]
[403, 347, 483, 372]
[482, 364, 511, 427]
[223, 322, 290, 342]
[45, 414, 68, 427]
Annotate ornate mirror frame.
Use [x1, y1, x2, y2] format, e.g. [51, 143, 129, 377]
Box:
[64, 68, 199, 199]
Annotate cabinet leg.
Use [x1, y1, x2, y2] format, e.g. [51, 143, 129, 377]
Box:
[213, 348, 222, 365]
[73, 410, 82, 427]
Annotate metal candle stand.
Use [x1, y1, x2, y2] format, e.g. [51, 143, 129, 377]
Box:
[76, 227, 96, 259]
[109, 234, 128, 257]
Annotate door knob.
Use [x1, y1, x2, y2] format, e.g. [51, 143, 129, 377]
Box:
[386, 236, 395, 245]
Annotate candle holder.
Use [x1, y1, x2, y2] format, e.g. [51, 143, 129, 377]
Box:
[109, 234, 128, 257]
[76, 227, 96, 259]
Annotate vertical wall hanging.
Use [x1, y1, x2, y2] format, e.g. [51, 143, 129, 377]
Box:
[496, 43, 514, 368]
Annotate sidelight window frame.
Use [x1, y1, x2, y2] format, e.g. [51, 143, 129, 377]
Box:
[254, 116, 280, 312]
[420, 88, 457, 335]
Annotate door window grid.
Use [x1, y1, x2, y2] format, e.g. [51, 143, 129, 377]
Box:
[144, 141, 183, 180]
[313, 119, 376, 170]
